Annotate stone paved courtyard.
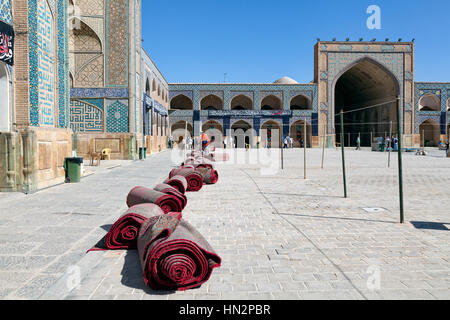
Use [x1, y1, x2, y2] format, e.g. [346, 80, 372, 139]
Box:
[0, 148, 449, 300]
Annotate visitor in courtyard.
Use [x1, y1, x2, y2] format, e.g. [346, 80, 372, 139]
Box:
[186, 136, 193, 150]
[289, 136, 294, 148]
[283, 137, 288, 149]
[201, 132, 210, 151]
[446, 140, 449, 157]
[356, 136, 361, 150]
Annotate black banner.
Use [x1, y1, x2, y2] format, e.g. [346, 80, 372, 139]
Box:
[0, 20, 14, 66]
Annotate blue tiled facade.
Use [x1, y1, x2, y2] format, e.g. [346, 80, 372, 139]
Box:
[28, 0, 69, 128]
[0, 0, 12, 25]
[414, 82, 450, 135]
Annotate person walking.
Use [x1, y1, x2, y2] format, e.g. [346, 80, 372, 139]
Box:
[283, 136, 288, 149]
[355, 135, 361, 150]
[186, 136, 193, 150]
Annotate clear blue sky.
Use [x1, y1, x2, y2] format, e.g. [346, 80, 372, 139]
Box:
[142, 0, 450, 84]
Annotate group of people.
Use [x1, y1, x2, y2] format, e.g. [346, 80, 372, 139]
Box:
[354, 135, 399, 151]
[282, 135, 298, 149]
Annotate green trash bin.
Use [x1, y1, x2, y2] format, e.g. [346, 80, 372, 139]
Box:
[64, 157, 83, 183]
[139, 147, 147, 160]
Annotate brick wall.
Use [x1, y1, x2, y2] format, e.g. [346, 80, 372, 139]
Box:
[12, 0, 29, 128]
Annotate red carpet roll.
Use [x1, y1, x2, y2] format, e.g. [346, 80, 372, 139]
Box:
[183, 157, 215, 169]
[169, 168, 203, 192]
[153, 183, 187, 210]
[192, 167, 219, 184]
[89, 203, 177, 251]
[163, 175, 188, 195]
[127, 186, 183, 214]
[138, 218, 221, 291]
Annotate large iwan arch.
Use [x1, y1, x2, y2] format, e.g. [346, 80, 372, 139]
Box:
[333, 57, 400, 147]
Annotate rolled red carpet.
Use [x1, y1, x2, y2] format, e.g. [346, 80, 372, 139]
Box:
[192, 167, 219, 184]
[169, 168, 203, 192]
[127, 186, 183, 214]
[163, 175, 188, 194]
[153, 183, 187, 210]
[183, 157, 215, 169]
[138, 218, 221, 291]
[88, 203, 175, 251]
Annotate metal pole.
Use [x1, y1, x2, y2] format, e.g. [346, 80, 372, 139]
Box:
[142, 97, 146, 160]
[396, 97, 405, 224]
[348, 132, 350, 148]
[340, 110, 347, 198]
[388, 121, 392, 168]
[321, 126, 326, 169]
[304, 121, 307, 179]
[281, 143, 284, 170]
[184, 121, 188, 161]
[422, 130, 425, 149]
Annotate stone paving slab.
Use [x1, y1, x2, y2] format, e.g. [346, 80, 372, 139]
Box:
[1, 148, 450, 300]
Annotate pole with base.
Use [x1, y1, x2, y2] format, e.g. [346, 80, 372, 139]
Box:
[388, 121, 392, 168]
[340, 110, 347, 198]
[304, 121, 307, 179]
[395, 97, 405, 224]
[321, 126, 326, 169]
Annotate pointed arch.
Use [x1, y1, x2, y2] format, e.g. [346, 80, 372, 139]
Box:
[290, 95, 312, 110]
[261, 120, 282, 148]
[201, 94, 224, 110]
[333, 56, 401, 147]
[261, 95, 282, 111]
[419, 119, 440, 147]
[170, 94, 193, 110]
[419, 93, 441, 112]
[231, 95, 253, 110]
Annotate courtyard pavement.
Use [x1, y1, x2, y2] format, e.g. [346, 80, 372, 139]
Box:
[0, 147, 449, 300]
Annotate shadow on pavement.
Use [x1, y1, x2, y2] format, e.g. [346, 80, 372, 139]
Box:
[411, 221, 449, 231]
[120, 250, 176, 296]
[277, 212, 398, 225]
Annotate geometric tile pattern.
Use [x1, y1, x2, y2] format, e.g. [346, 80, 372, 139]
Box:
[70, 99, 103, 132]
[75, 54, 104, 87]
[28, 0, 69, 128]
[58, 0, 70, 128]
[106, 100, 129, 133]
[106, 0, 128, 86]
[0, 0, 12, 25]
[37, 0, 55, 126]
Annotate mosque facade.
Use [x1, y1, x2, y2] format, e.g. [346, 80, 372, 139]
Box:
[169, 42, 450, 149]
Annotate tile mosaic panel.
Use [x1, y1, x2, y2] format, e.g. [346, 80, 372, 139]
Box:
[70, 99, 103, 132]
